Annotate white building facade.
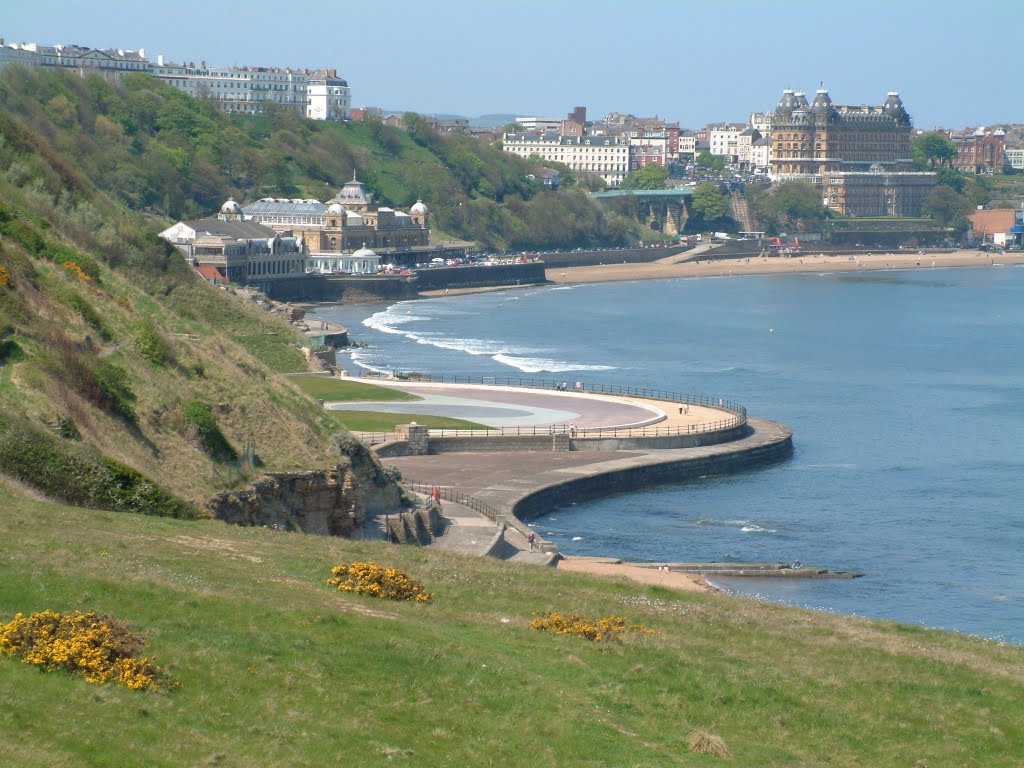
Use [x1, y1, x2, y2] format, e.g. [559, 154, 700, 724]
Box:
[0, 38, 351, 121]
[502, 133, 630, 187]
[708, 123, 746, 160]
[305, 69, 351, 121]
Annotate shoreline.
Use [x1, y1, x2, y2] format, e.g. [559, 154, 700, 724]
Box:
[322, 251, 1020, 602]
[418, 249, 1024, 298]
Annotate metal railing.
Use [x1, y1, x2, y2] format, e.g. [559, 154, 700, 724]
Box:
[403, 480, 500, 523]
[356, 372, 747, 440]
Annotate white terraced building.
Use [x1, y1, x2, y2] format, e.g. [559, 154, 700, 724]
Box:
[150, 59, 350, 120]
[501, 133, 630, 187]
[0, 39, 351, 121]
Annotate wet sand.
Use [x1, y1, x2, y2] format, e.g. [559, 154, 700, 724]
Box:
[420, 249, 1024, 297]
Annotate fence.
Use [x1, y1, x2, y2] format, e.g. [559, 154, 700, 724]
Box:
[403, 479, 500, 523]
[354, 373, 747, 444]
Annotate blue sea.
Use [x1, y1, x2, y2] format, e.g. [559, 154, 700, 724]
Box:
[319, 266, 1024, 645]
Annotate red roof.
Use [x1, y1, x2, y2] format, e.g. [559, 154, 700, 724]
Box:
[194, 266, 227, 283]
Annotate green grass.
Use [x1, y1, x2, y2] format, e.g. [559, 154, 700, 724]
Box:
[1, 484, 1021, 767]
[289, 375, 421, 402]
[324, 411, 491, 432]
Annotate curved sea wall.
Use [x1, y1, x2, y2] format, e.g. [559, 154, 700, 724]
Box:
[510, 420, 793, 522]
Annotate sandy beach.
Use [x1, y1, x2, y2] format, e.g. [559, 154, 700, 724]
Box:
[419, 249, 1024, 298]
[557, 557, 711, 593]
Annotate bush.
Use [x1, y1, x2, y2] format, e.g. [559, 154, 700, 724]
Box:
[134, 319, 173, 367]
[60, 289, 112, 342]
[93, 359, 136, 421]
[182, 401, 237, 461]
[0, 412, 200, 518]
[328, 562, 433, 603]
[688, 731, 732, 758]
[0, 610, 175, 691]
[530, 612, 655, 642]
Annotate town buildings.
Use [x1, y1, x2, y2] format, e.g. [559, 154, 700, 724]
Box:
[244, 175, 430, 273]
[501, 132, 631, 187]
[951, 128, 1005, 175]
[708, 123, 748, 161]
[160, 177, 441, 278]
[770, 88, 935, 216]
[0, 38, 350, 121]
[159, 205, 306, 284]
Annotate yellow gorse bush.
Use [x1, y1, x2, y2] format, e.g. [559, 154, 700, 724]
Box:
[328, 562, 433, 603]
[0, 265, 10, 286]
[0, 610, 175, 691]
[530, 611, 656, 642]
[63, 261, 92, 283]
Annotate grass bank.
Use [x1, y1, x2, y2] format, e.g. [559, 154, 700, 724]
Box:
[1, 483, 1020, 767]
[289, 375, 421, 402]
[325, 411, 490, 432]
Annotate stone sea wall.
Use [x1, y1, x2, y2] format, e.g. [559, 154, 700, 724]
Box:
[511, 430, 793, 522]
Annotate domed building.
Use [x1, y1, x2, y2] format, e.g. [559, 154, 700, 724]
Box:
[240, 173, 434, 274]
[770, 87, 934, 216]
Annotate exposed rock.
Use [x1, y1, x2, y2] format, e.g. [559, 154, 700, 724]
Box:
[207, 457, 403, 536]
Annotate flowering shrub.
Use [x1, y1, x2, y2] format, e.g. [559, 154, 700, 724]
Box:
[328, 562, 433, 603]
[0, 610, 175, 691]
[0, 265, 10, 286]
[63, 260, 93, 284]
[530, 611, 656, 643]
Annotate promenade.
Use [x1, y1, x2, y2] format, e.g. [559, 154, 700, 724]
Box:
[342, 380, 793, 581]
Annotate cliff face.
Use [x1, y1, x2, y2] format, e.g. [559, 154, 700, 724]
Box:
[207, 438, 405, 536]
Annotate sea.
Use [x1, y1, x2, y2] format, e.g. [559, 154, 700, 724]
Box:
[317, 265, 1024, 645]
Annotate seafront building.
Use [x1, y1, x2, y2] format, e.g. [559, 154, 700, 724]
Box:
[243, 175, 430, 273]
[159, 210, 306, 284]
[769, 88, 936, 216]
[0, 38, 350, 121]
[502, 133, 631, 187]
[161, 175, 446, 278]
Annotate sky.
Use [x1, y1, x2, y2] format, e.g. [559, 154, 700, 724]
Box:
[4, 0, 1020, 130]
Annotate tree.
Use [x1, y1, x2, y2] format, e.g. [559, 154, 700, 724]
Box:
[766, 181, 829, 229]
[621, 163, 669, 190]
[922, 185, 972, 229]
[912, 131, 958, 169]
[690, 182, 729, 225]
[695, 151, 726, 172]
[503, 122, 524, 134]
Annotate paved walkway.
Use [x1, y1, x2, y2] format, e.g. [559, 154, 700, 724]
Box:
[331, 379, 726, 432]
[343, 380, 790, 562]
[385, 416, 791, 560]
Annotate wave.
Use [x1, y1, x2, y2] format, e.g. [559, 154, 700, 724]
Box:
[349, 349, 391, 374]
[571, 536, 584, 541]
[492, 353, 617, 374]
[741, 525, 777, 533]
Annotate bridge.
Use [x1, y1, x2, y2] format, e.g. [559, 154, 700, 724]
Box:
[592, 187, 693, 236]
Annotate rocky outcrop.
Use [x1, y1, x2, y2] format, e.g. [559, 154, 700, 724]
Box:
[208, 458, 403, 536]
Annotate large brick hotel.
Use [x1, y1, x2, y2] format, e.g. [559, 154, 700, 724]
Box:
[770, 88, 935, 216]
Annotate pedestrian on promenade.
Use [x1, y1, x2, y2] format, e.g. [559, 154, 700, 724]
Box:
[683, 403, 689, 415]
[528, 533, 536, 551]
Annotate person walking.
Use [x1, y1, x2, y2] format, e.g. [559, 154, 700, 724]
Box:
[527, 533, 536, 551]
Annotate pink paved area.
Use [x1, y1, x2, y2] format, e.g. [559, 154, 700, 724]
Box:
[346, 380, 727, 431]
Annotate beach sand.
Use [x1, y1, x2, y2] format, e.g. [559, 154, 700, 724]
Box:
[557, 557, 710, 593]
[420, 249, 1024, 297]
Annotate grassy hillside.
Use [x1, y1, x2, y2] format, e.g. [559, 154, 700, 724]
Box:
[1, 483, 1021, 767]
[0, 66, 635, 251]
[0, 190, 339, 508]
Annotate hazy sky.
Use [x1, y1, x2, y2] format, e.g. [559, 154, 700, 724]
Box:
[4, 0, 1018, 130]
